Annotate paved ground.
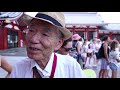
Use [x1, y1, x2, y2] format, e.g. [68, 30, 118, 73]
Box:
[0, 47, 120, 78]
[0, 56, 27, 78]
[0, 46, 27, 57]
[0, 46, 28, 78]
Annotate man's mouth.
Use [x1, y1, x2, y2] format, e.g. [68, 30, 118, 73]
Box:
[29, 47, 41, 51]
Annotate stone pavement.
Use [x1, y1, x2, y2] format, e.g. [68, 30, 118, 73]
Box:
[0, 46, 27, 57]
[0, 56, 27, 78]
[0, 46, 28, 78]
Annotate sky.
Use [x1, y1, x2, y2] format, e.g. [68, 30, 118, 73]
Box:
[21, 12, 120, 23]
[98, 12, 120, 23]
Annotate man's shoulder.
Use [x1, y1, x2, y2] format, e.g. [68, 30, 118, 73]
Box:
[15, 58, 31, 67]
[56, 53, 78, 65]
[10, 58, 32, 78]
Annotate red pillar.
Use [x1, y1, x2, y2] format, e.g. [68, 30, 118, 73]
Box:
[18, 31, 21, 47]
[96, 27, 99, 38]
[73, 26, 76, 35]
[109, 32, 112, 39]
[0, 27, 4, 50]
[86, 26, 89, 39]
[3, 28, 7, 49]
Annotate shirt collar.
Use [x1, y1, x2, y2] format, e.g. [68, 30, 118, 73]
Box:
[30, 53, 54, 76]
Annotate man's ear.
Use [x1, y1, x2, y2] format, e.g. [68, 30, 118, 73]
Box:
[54, 38, 64, 51]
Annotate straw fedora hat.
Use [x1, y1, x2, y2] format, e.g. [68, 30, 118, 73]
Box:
[22, 12, 72, 40]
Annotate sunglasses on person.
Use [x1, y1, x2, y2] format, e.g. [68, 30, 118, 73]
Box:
[63, 47, 72, 52]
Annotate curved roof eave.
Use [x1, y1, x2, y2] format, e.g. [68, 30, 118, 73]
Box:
[66, 23, 108, 26]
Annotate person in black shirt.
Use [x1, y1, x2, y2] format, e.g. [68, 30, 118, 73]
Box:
[98, 35, 111, 78]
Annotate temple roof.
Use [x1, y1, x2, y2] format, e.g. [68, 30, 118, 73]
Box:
[99, 23, 120, 30]
[64, 12, 107, 26]
[0, 12, 23, 21]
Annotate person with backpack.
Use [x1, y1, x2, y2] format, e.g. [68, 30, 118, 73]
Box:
[71, 34, 83, 69]
[98, 35, 111, 78]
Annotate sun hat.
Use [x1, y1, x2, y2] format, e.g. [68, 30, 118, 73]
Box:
[22, 12, 72, 40]
[72, 34, 81, 40]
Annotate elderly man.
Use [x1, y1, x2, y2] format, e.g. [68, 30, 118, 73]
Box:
[10, 12, 86, 78]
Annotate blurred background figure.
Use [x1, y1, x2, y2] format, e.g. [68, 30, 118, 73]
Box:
[109, 40, 120, 78]
[95, 39, 102, 60]
[81, 39, 89, 69]
[98, 35, 111, 78]
[58, 37, 72, 56]
[85, 49, 97, 69]
[89, 38, 97, 51]
[71, 34, 81, 59]
[71, 34, 84, 69]
[0, 56, 12, 78]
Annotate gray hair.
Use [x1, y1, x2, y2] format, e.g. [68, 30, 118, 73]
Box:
[53, 26, 64, 40]
[58, 30, 64, 39]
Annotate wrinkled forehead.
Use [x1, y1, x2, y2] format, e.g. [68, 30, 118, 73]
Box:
[29, 19, 53, 27]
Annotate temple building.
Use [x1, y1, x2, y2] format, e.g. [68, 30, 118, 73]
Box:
[0, 12, 120, 50]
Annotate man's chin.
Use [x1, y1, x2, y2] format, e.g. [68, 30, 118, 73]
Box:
[27, 54, 34, 59]
[27, 53, 43, 60]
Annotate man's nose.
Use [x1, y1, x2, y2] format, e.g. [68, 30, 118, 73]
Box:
[30, 33, 41, 44]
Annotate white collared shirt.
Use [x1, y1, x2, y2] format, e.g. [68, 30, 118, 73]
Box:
[10, 53, 86, 78]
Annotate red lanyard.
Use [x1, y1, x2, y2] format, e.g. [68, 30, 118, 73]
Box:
[33, 53, 57, 78]
[50, 53, 57, 78]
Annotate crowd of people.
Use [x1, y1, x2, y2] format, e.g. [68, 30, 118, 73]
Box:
[59, 34, 120, 78]
[0, 12, 120, 78]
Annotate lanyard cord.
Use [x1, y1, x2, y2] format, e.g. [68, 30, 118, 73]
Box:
[33, 53, 57, 78]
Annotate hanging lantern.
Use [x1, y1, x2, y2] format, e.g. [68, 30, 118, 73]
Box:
[4, 20, 11, 23]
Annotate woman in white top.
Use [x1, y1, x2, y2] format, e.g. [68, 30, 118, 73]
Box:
[85, 49, 97, 69]
[109, 40, 120, 78]
[81, 39, 89, 68]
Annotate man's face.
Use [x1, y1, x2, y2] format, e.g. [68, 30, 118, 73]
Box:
[26, 19, 61, 61]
